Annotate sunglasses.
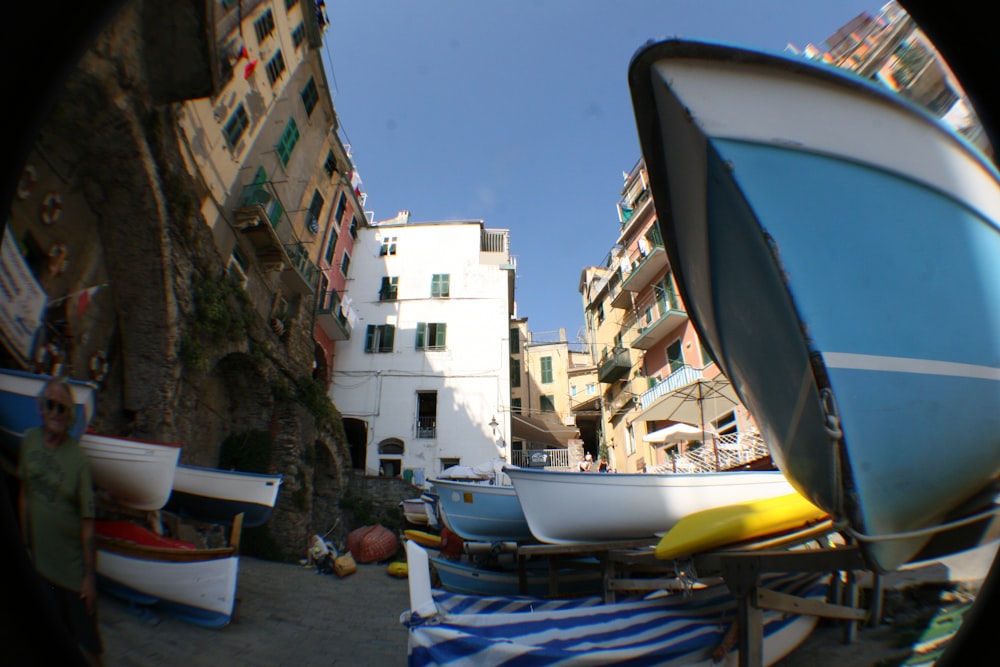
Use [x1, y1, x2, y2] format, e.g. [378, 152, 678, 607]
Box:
[44, 399, 69, 415]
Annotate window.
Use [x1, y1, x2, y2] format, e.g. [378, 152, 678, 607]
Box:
[379, 276, 398, 301]
[324, 226, 339, 264]
[223, 104, 249, 149]
[539, 395, 555, 413]
[570, 385, 577, 397]
[276, 118, 299, 167]
[713, 411, 738, 436]
[666, 339, 684, 373]
[540, 357, 553, 384]
[699, 339, 716, 368]
[306, 190, 323, 234]
[265, 51, 286, 86]
[416, 323, 447, 350]
[586, 383, 597, 395]
[378, 439, 403, 477]
[510, 359, 520, 387]
[254, 9, 275, 42]
[431, 274, 450, 297]
[417, 392, 437, 438]
[333, 194, 346, 226]
[509, 329, 520, 354]
[340, 251, 351, 276]
[301, 77, 319, 116]
[291, 22, 306, 49]
[364, 324, 394, 353]
[379, 236, 397, 256]
[596, 303, 605, 325]
[228, 248, 248, 288]
[511, 398, 522, 414]
[323, 151, 337, 178]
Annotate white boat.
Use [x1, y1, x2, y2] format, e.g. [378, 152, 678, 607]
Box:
[431, 477, 535, 543]
[628, 39, 1000, 572]
[403, 541, 826, 667]
[164, 463, 282, 527]
[401, 497, 430, 525]
[504, 467, 794, 544]
[96, 519, 239, 628]
[80, 431, 181, 511]
[0, 367, 97, 470]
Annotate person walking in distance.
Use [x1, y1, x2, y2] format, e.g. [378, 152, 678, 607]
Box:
[18, 377, 103, 666]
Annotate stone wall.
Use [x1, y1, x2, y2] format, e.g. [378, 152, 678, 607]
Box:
[10, 1, 367, 563]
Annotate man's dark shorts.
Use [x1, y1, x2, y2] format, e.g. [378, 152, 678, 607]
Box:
[41, 579, 104, 657]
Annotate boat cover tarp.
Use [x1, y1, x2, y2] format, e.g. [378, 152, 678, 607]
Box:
[402, 571, 826, 666]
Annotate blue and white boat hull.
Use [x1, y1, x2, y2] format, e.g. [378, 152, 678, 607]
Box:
[628, 39, 1000, 572]
[431, 478, 535, 543]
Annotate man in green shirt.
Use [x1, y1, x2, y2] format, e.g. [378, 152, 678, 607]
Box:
[18, 377, 103, 666]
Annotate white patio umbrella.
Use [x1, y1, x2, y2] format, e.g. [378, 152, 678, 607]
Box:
[642, 422, 716, 445]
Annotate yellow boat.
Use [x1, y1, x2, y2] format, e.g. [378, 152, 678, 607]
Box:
[387, 561, 409, 578]
[654, 491, 829, 560]
[404, 529, 442, 549]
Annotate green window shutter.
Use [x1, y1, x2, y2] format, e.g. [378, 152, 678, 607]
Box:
[541, 357, 553, 384]
[415, 323, 426, 349]
[365, 325, 376, 353]
[383, 325, 395, 351]
[435, 323, 447, 348]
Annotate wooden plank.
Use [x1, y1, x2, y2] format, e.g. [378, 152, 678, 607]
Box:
[756, 587, 868, 621]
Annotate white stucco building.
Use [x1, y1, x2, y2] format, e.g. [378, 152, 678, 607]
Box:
[329, 211, 515, 481]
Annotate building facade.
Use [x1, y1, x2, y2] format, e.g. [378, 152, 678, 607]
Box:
[174, 0, 365, 383]
[329, 212, 515, 481]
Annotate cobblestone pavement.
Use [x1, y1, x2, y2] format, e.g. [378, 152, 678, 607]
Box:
[99, 557, 412, 667]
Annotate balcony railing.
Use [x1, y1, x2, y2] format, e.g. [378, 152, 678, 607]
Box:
[621, 244, 668, 292]
[649, 431, 769, 473]
[416, 417, 436, 439]
[510, 448, 571, 470]
[638, 365, 704, 412]
[597, 346, 631, 384]
[630, 303, 687, 350]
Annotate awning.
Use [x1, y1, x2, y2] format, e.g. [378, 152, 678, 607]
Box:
[631, 377, 739, 426]
[642, 422, 716, 445]
[511, 413, 579, 448]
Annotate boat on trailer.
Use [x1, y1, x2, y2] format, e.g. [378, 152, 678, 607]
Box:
[505, 467, 794, 545]
[431, 476, 535, 543]
[164, 463, 282, 528]
[628, 38, 1000, 572]
[96, 518, 240, 628]
[80, 431, 181, 511]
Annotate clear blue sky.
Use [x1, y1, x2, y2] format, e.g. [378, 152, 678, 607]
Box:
[324, 1, 882, 341]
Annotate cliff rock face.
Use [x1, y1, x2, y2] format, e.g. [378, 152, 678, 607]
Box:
[5, 1, 379, 561]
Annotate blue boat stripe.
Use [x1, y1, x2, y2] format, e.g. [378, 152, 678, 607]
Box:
[824, 352, 1000, 381]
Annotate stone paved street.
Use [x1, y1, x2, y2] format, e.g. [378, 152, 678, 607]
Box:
[99, 557, 411, 667]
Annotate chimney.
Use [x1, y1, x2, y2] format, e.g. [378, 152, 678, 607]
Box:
[397, 210, 410, 224]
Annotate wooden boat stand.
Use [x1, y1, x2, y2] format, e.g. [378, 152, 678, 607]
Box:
[514, 523, 877, 667]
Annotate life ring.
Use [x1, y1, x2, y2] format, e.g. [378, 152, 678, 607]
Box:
[35, 342, 62, 372]
[40, 192, 63, 224]
[47, 243, 69, 275]
[89, 352, 110, 383]
[17, 164, 37, 200]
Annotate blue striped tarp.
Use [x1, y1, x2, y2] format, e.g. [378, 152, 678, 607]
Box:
[402, 569, 828, 667]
